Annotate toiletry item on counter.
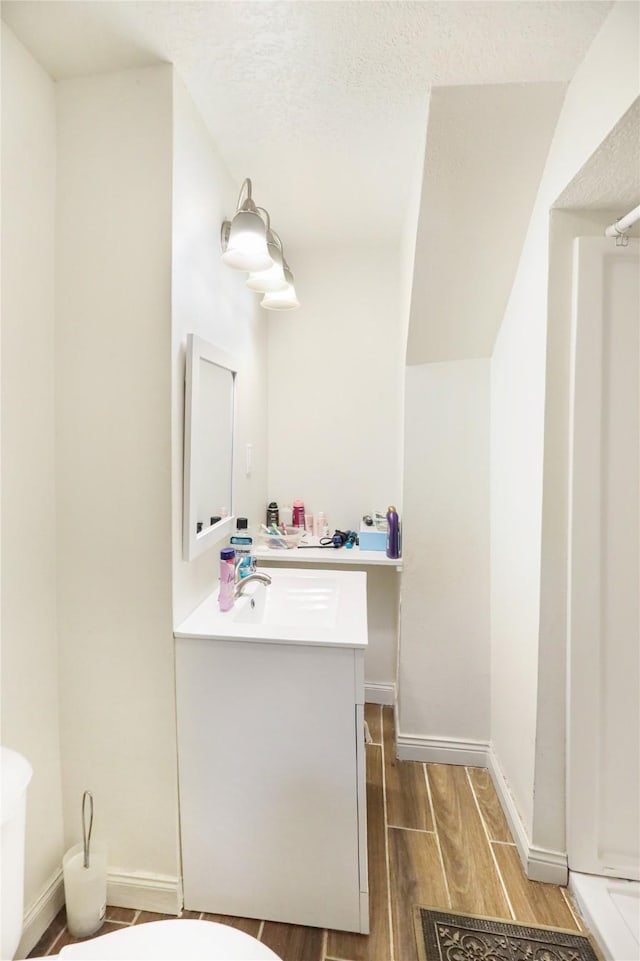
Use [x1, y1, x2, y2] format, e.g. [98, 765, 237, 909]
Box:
[362, 511, 388, 531]
[266, 501, 279, 527]
[385, 506, 401, 559]
[345, 531, 358, 548]
[280, 504, 293, 527]
[218, 547, 235, 611]
[314, 511, 329, 538]
[230, 517, 254, 577]
[305, 514, 314, 534]
[231, 517, 251, 544]
[299, 529, 357, 550]
[260, 524, 304, 549]
[359, 525, 387, 551]
[292, 499, 305, 529]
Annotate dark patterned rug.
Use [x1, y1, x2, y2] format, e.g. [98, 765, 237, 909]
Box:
[414, 907, 601, 961]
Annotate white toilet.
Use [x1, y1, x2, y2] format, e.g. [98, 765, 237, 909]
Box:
[41, 920, 282, 960]
[1, 747, 281, 961]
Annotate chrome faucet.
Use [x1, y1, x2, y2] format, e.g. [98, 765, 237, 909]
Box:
[234, 571, 272, 599]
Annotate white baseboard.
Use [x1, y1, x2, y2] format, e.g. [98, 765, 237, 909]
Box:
[396, 732, 490, 766]
[393, 733, 569, 884]
[526, 846, 569, 885]
[17, 867, 65, 960]
[16, 868, 182, 958]
[364, 682, 395, 705]
[487, 749, 568, 885]
[107, 870, 182, 915]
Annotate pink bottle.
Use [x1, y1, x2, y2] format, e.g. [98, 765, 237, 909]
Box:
[292, 499, 305, 529]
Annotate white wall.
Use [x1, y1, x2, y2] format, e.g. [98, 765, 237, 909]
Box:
[491, 0, 640, 849]
[267, 243, 404, 687]
[398, 360, 490, 742]
[407, 83, 565, 365]
[55, 66, 180, 884]
[171, 77, 268, 627]
[1, 23, 65, 915]
[396, 82, 561, 759]
[398, 101, 429, 522]
[267, 243, 403, 530]
[2, 43, 271, 937]
[399, 107, 428, 370]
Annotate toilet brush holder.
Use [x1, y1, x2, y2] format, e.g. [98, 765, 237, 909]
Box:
[62, 791, 107, 938]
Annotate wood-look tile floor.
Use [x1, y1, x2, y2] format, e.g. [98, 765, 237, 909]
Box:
[29, 705, 587, 961]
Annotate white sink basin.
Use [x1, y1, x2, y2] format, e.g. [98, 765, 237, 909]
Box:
[233, 573, 340, 629]
[175, 567, 367, 649]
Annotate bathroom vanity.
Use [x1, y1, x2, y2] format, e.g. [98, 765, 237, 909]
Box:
[174, 568, 369, 933]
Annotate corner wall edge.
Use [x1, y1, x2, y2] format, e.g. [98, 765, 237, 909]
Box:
[488, 748, 568, 885]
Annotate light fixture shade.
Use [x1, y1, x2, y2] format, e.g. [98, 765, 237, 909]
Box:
[260, 268, 300, 310]
[246, 242, 288, 293]
[221, 210, 273, 271]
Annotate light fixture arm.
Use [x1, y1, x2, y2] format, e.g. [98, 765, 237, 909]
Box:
[265, 227, 294, 280]
[268, 228, 283, 251]
[255, 206, 271, 233]
[268, 229, 292, 276]
[236, 178, 254, 211]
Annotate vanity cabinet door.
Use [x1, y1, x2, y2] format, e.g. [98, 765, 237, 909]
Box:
[176, 637, 366, 933]
[355, 701, 370, 931]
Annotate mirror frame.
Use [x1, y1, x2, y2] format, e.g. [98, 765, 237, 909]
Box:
[183, 333, 238, 561]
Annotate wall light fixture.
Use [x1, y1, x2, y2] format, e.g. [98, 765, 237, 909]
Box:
[221, 179, 299, 310]
[261, 267, 300, 311]
[246, 232, 287, 293]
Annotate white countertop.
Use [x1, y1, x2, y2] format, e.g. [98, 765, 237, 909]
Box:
[253, 539, 403, 569]
[175, 567, 368, 649]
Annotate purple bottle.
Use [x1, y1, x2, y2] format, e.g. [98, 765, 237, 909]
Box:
[386, 506, 400, 559]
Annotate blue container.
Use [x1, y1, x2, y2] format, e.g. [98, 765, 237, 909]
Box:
[358, 529, 387, 551]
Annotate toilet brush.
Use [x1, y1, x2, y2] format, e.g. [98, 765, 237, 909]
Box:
[82, 790, 93, 867]
[62, 791, 108, 938]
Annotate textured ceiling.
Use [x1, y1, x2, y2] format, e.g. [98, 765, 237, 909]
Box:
[555, 97, 640, 211]
[2, 0, 613, 249]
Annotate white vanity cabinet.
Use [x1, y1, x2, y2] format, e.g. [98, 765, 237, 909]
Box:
[174, 569, 369, 934]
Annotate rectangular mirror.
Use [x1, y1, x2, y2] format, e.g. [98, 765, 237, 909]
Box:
[183, 333, 238, 560]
